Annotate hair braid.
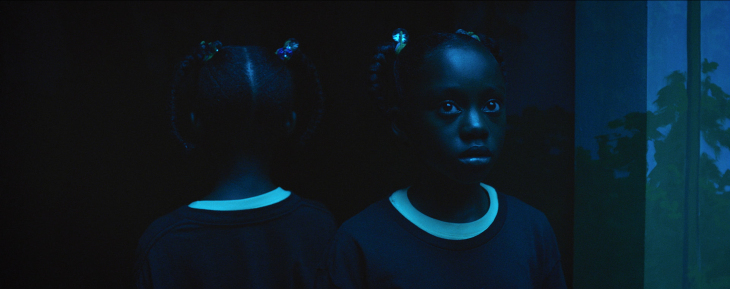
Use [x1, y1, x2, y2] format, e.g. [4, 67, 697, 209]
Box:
[287, 46, 325, 146]
[368, 42, 398, 117]
[170, 54, 200, 152]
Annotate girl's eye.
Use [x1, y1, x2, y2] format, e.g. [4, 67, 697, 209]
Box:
[438, 101, 461, 115]
[483, 99, 501, 113]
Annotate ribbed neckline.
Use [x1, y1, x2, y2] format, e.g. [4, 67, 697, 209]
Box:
[174, 193, 302, 226]
[389, 183, 499, 240]
[383, 188, 508, 251]
[188, 187, 291, 211]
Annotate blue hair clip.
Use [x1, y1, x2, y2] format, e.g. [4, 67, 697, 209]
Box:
[193, 41, 222, 62]
[276, 38, 299, 62]
[392, 28, 408, 55]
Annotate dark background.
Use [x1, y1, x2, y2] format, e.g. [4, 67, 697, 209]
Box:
[1, 2, 575, 287]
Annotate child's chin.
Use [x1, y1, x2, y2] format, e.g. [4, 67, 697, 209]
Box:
[447, 169, 492, 185]
[421, 160, 492, 184]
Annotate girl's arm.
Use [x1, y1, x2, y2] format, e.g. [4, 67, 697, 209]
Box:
[541, 259, 567, 289]
[316, 231, 366, 289]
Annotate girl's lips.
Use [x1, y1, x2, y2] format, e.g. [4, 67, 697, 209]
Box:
[458, 146, 493, 166]
[459, 156, 492, 166]
[458, 146, 493, 158]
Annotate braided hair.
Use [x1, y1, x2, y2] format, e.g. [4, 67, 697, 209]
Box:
[169, 41, 324, 156]
[368, 29, 505, 118]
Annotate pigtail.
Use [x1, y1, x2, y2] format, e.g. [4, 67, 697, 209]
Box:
[289, 49, 325, 146]
[170, 55, 199, 152]
[368, 40, 398, 118]
[170, 41, 222, 152]
[277, 39, 325, 147]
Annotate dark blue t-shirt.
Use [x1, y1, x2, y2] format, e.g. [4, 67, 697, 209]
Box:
[135, 193, 337, 289]
[319, 192, 566, 289]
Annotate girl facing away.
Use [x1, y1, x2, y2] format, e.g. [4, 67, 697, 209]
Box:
[318, 29, 566, 289]
[135, 40, 336, 289]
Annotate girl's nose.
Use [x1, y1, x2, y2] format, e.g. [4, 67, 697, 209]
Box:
[460, 107, 489, 140]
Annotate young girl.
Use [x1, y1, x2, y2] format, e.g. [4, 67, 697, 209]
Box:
[135, 39, 336, 288]
[319, 29, 566, 288]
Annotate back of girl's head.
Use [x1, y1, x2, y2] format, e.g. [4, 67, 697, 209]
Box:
[196, 46, 292, 150]
[369, 29, 505, 116]
[171, 41, 323, 158]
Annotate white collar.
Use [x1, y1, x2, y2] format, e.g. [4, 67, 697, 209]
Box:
[188, 187, 291, 211]
[389, 183, 499, 240]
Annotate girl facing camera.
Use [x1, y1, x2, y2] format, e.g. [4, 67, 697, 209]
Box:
[319, 29, 566, 289]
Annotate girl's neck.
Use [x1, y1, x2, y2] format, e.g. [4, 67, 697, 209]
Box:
[203, 153, 277, 201]
[407, 170, 490, 223]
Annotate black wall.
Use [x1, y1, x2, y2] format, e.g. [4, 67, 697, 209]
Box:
[1, 2, 575, 287]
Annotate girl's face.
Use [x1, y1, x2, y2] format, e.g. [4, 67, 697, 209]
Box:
[398, 45, 506, 184]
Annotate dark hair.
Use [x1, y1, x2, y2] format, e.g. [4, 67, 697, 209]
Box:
[368, 30, 505, 117]
[170, 42, 324, 154]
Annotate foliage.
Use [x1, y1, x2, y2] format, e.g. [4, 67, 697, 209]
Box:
[577, 59, 730, 288]
[647, 60, 729, 288]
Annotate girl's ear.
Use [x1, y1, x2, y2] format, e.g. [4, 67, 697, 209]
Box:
[391, 121, 407, 143]
[191, 112, 202, 131]
[285, 111, 297, 136]
[186, 111, 203, 147]
[390, 108, 409, 143]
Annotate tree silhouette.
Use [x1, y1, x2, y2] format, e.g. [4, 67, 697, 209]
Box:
[579, 59, 730, 288]
[648, 60, 730, 288]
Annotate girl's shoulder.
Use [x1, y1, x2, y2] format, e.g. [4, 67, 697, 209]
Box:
[500, 192, 550, 222]
[338, 198, 394, 235]
[297, 195, 336, 217]
[498, 192, 557, 240]
[291, 194, 338, 231]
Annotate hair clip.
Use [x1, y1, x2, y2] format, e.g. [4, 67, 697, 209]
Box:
[276, 38, 299, 62]
[392, 28, 408, 55]
[193, 41, 222, 62]
[456, 29, 481, 42]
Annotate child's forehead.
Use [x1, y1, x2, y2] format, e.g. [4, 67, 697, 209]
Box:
[417, 46, 503, 88]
